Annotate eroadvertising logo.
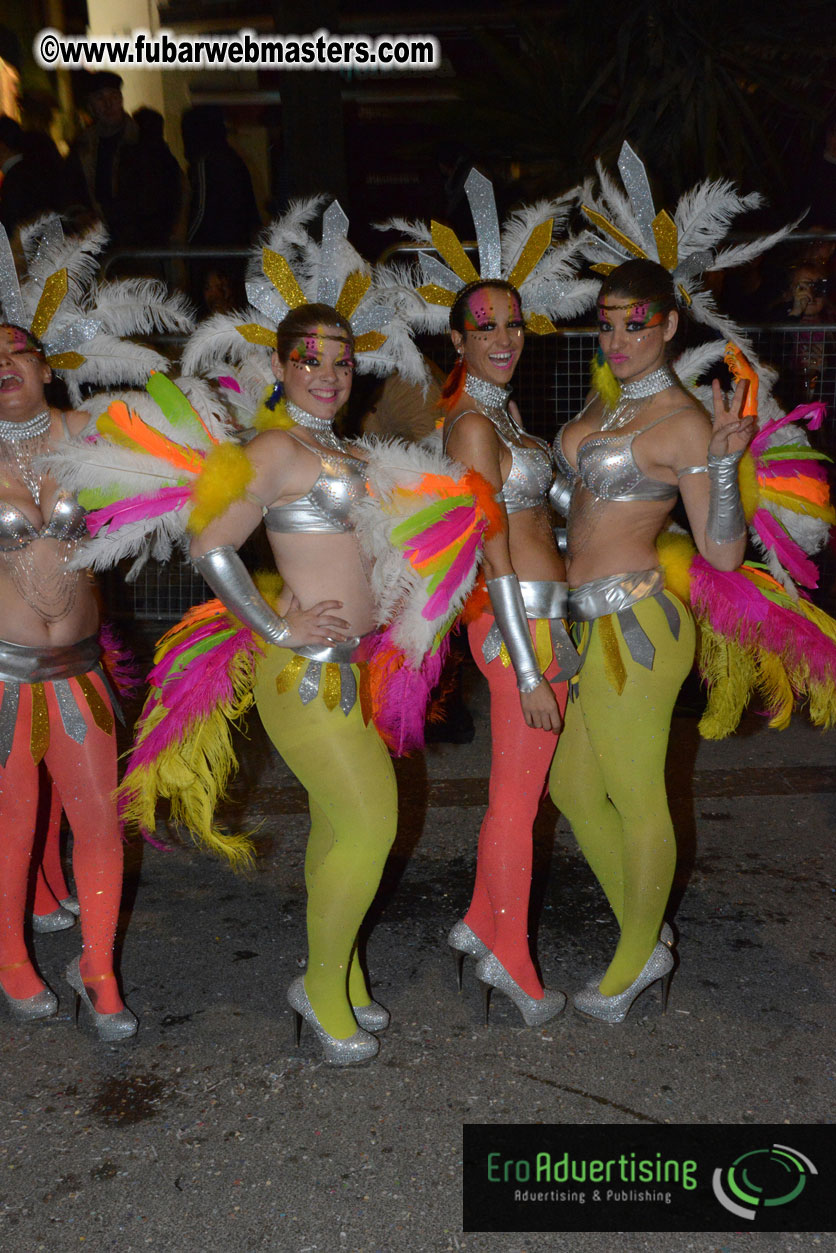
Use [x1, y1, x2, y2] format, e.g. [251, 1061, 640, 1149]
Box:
[712, 1143, 818, 1220]
[462, 1124, 832, 1233]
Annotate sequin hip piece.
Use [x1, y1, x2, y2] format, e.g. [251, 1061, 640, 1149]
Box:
[0, 635, 121, 768]
[481, 579, 580, 684]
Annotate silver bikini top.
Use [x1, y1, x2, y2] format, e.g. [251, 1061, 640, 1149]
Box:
[0, 493, 88, 552]
[554, 407, 693, 504]
[445, 375, 553, 515]
[263, 436, 368, 535]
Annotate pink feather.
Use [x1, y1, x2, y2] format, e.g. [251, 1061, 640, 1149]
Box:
[750, 402, 827, 455]
[690, 557, 836, 683]
[365, 626, 449, 755]
[404, 505, 475, 561]
[758, 458, 828, 480]
[87, 485, 190, 536]
[423, 531, 483, 619]
[751, 509, 819, 587]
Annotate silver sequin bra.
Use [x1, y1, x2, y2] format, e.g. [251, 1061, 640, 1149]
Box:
[554, 408, 692, 504]
[447, 373, 553, 515]
[263, 442, 368, 534]
[0, 493, 88, 550]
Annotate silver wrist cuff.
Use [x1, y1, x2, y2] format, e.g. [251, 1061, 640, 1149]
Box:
[548, 473, 574, 518]
[193, 546, 290, 645]
[486, 574, 542, 693]
[706, 450, 746, 545]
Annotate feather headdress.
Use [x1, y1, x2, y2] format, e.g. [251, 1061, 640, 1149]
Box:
[377, 168, 598, 336]
[0, 215, 193, 404]
[181, 197, 427, 422]
[576, 141, 798, 345]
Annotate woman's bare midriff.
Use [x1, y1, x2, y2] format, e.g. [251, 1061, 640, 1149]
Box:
[508, 504, 566, 582]
[0, 550, 99, 647]
[566, 490, 674, 585]
[267, 529, 377, 636]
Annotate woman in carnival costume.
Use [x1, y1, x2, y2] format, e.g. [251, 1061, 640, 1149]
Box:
[0, 216, 191, 1039]
[385, 171, 599, 1025]
[53, 200, 497, 1064]
[549, 143, 833, 1022]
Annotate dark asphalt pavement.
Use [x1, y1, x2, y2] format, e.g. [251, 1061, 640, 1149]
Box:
[0, 662, 832, 1252]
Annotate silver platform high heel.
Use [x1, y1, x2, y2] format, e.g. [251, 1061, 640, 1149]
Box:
[447, 920, 490, 992]
[572, 942, 675, 1024]
[60, 896, 80, 917]
[65, 957, 138, 1043]
[475, 953, 566, 1028]
[352, 1000, 390, 1033]
[0, 960, 58, 1022]
[287, 976, 379, 1066]
[30, 905, 76, 933]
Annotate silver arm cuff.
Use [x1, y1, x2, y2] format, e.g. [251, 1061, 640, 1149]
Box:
[193, 546, 290, 645]
[548, 472, 574, 518]
[486, 574, 542, 693]
[706, 450, 746, 545]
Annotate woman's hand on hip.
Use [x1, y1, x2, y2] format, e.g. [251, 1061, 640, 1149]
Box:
[283, 595, 351, 648]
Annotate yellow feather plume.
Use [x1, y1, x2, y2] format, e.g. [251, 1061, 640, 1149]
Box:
[590, 353, 621, 409]
[738, 451, 759, 522]
[656, 529, 696, 606]
[188, 444, 255, 534]
[254, 390, 296, 432]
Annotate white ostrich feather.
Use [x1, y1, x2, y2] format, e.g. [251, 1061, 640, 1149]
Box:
[352, 437, 483, 662]
[499, 193, 576, 275]
[181, 309, 269, 378]
[20, 217, 109, 300]
[674, 182, 762, 256]
[374, 216, 434, 245]
[258, 197, 326, 268]
[87, 279, 195, 336]
[709, 216, 803, 272]
[672, 340, 728, 388]
[64, 337, 170, 405]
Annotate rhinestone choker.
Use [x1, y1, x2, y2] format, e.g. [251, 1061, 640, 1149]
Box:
[465, 373, 511, 413]
[619, 365, 678, 400]
[0, 408, 51, 443]
[286, 399, 344, 451]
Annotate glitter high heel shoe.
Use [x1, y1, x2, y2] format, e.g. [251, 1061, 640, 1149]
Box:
[572, 942, 675, 1024]
[287, 977, 379, 1066]
[65, 957, 138, 1043]
[60, 896, 80, 917]
[447, 920, 490, 992]
[352, 1000, 390, 1032]
[0, 960, 58, 1022]
[30, 905, 76, 933]
[475, 953, 566, 1028]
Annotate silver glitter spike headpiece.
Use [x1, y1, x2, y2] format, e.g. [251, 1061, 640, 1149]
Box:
[181, 197, 427, 413]
[578, 141, 798, 343]
[379, 168, 598, 336]
[0, 215, 193, 405]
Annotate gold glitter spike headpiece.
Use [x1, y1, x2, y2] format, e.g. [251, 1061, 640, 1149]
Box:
[0, 215, 193, 406]
[577, 141, 798, 341]
[182, 197, 427, 404]
[381, 168, 597, 336]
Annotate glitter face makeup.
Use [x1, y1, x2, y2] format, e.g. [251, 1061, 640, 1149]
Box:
[273, 323, 355, 422]
[453, 287, 524, 386]
[596, 296, 675, 384]
[0, 325, 51, 418]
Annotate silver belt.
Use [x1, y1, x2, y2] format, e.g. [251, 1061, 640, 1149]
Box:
[482, 581, 579, 682]
[0, 634, 101, 683]
[568, 568, 665, 621]
[292, 633, 370, 665]
[0, 634, 121, 768]
[567, 568, 683, 697]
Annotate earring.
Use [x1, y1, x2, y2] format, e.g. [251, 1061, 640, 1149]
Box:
[265, 379, 283, 411]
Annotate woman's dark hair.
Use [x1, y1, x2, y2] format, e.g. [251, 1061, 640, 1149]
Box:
[274, 303, 354, 363]
[598, 259, 677, 316]
[449, 279, 522, 333]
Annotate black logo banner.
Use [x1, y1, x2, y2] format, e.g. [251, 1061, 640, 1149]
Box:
[463, 1124, 833, 1232]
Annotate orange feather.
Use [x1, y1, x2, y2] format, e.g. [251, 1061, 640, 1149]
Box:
[98, 401, 205, 475]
